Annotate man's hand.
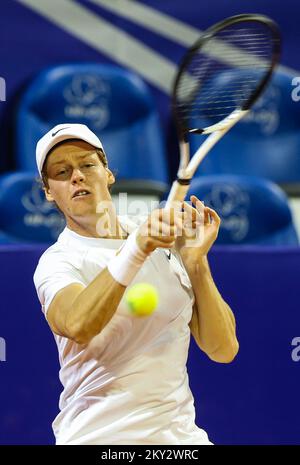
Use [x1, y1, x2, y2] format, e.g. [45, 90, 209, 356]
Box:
[136, 208, 183, 254]
[177, 195, 221, 264]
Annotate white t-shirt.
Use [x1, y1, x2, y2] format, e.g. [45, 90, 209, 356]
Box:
[33, 215, 211, 445]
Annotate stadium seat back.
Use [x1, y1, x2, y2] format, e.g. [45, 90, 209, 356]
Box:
[189, 70, 300, 191]
[188, 175, 299, 245]
[16, 64, 168, 193]
[0, 172, 65, 244]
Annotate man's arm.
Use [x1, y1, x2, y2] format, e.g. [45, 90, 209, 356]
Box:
[185, 256, 239, 363]
[176, 196, 239, 363]
[47, 209, 179, 345]
[47, 267, 126, 345]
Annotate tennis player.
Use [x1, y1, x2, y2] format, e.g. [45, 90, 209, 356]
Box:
[33, 123, 239, 445]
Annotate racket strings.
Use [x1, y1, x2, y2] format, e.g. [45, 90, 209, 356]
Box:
[175, 22, 275, 126]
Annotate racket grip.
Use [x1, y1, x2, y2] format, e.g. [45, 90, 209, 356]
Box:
[165, 180, 190, 209]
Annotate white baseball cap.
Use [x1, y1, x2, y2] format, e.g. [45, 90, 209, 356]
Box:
[36, 123, 107, 176]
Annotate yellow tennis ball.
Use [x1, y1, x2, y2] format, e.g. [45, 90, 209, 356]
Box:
[126, 283, 159, 317]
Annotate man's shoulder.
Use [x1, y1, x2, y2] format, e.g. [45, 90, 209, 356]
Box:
[38, 241, 65, 261]
[35, 235, 80, 272]
[34, 244, 64, 274]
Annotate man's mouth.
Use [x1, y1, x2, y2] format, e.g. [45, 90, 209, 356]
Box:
[72, 190, 91, 199]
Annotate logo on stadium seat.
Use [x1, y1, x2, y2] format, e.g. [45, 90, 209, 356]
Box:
[203, 184, 250, 242]
[242, 85, 280, 135]
[63, 75, 110, 129]
[21, 181, 65, 239]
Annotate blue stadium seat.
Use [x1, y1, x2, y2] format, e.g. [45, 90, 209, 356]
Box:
[189, 69, 300, 194]
[0, 172, 65, 244]
[15, 63, 168, 196]
[188, 175, 299, 245]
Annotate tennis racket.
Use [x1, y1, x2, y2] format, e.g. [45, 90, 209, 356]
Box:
[166, 13, 281, 206]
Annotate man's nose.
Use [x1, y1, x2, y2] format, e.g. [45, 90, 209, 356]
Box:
[71, 167, 85, 184]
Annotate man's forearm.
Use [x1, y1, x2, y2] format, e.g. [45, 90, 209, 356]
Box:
[66, 267, 126, 344]
[183, 256, 239, 363]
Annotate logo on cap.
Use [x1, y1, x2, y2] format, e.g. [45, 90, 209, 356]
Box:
[52, 126, 71, 137]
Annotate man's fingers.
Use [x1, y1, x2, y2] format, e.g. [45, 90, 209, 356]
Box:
[189, 196, 220, 225]
[152, 235, 176, 245]
[183, 201, 197, 222]
[206, 207, 221, 225]
[148, 222, 182, 238]
[150, 207, 183, 226]
[183, 201, 205, 227]
[190, 195, 205, 213]
[161, 206, 184, 227]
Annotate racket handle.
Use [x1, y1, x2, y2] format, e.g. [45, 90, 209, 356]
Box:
[165, 180, 190, 208]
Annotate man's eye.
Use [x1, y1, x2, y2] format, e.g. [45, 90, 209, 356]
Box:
[84, 164, 94, 168]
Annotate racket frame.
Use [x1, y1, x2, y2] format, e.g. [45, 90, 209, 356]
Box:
[167, 13, 281, 205]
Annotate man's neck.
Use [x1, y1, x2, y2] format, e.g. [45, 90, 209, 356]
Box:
[66, 213, 127, 239]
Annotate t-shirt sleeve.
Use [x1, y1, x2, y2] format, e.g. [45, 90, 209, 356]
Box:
[33, 249, 86, 316]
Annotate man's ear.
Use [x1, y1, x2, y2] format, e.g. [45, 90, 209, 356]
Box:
[44, 186, 55, 202]
[106, 168, 115, 186]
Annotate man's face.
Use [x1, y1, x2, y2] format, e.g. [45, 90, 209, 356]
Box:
[44, 140, 114, 220]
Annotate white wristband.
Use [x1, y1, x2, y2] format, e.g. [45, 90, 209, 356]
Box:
[107, 229, 148, 286]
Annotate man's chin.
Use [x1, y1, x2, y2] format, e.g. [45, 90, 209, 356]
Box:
[68, 204, 97, 217]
